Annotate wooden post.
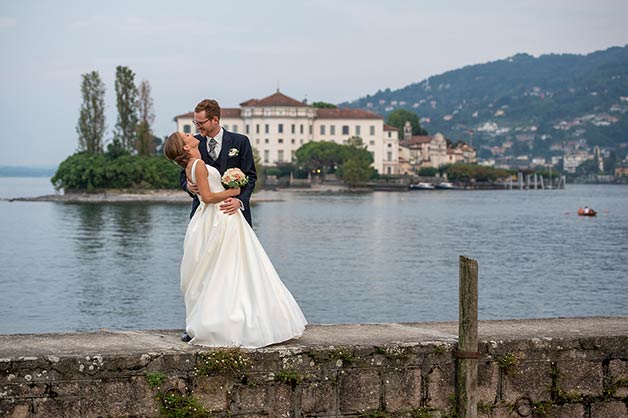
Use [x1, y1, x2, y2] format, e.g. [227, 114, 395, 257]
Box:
[457, 256, 478, 418]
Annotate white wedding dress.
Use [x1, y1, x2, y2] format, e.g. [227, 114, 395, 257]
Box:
[180, 159, 307, 348]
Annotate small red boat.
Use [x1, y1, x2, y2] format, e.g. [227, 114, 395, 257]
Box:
[577, 207, 597, 217]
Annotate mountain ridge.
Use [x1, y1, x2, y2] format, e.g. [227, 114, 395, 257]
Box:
[342, 45, 628, 160]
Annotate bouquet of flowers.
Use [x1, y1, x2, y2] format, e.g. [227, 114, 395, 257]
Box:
[221, 168, 249, 189]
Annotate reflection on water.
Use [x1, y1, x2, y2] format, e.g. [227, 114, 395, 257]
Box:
[0, 183, 627, 334]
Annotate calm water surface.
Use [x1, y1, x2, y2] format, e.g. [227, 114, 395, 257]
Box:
[0, 177, 626, 334]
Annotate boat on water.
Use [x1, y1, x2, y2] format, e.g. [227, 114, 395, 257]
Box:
[409, 182, 435, 190]
[435, 181, 456, 190]
[577, 207, 597, 217]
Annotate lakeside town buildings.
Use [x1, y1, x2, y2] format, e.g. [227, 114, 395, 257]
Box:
[174, 91, 477, 176]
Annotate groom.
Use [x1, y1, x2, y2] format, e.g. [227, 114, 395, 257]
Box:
[179, 99, 257, 343]
[179, 99, 257, 226]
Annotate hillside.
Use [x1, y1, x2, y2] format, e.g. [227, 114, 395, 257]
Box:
[342, 45, 628, 160]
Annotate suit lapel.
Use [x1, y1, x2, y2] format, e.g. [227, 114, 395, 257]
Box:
[219, 130, 233, 173]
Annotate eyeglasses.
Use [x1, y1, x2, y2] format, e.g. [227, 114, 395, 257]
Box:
[193, 118, 210, 126]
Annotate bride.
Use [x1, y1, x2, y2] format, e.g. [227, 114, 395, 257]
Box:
[163, 131, 307, 348]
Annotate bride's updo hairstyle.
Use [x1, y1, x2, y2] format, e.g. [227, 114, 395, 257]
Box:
[163, 132, 190, 168]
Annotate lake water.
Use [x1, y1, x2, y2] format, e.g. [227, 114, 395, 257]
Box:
[0, 177, 627, 334]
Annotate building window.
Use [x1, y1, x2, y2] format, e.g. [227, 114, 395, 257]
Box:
[232, 125, 238, 133]
[183, 124, 191, 133]
[388, 132, 391, 138]
[223, 124, 229, 131]
[330, 125, 335, 135]
[278, 150, 284, 162]
[342, 125, 349, 135]
[387, 151, 392, 162]
[387, 167, 392, 175]
[356, 126, 361, 136]
[256, 138, 260, 144]
[320, 125, 326, 135]
[264, 150, 269, 164]
[369, 140, 375, 146]
[309, 126, 312, 135]
[265, 138, 269, 144]
[388, 143, 392, 148]
[246, 124, 250, 134]
[265, 124, 269, 134]
[300, 124, 304, 134]
[300, 139, 304, 144]
[256, 124, 260, 134]
[291, 124, 295, 134]
[278, 123, 284, 133]
[370, 126, 375, 135]
[291, 139, 295, 144]
[278, 138, 284, 144]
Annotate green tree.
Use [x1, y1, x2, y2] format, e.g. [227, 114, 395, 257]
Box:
[337, 137, 375, 185]
[386, 109, 427, 137]
[575, 158, 600, 176]
[311, 101, 337, 108]
[418, 167, 438, 177]
[114, 65, 139, 152]
[295, 141, 345, 180]
[136, 79, 155, 156]
[340, 158, 372, 186]
[76, 71, 106, 153]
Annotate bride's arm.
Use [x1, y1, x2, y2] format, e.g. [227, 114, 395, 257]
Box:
[193, 161, 240, 204]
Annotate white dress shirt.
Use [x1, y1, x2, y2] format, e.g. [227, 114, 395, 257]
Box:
[207, 127, 224, 159]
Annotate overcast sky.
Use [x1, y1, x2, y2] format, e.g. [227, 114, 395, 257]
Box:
[1, 0, 627, 167]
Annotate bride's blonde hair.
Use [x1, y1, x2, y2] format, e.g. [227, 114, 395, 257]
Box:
[163, 132, 190, 168]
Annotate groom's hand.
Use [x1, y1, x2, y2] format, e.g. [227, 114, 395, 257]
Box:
[219, 198, 241, 216]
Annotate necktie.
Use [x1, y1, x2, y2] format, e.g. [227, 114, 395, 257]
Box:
[208, 138, 217, 160]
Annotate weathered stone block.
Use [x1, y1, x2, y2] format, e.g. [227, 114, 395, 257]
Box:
[609, 359, 628, 397]
[51, 381, 82, 397]
[150, 352, 197, 374]
[231, 383, 270, 414]
[501, 359, 552, 402]
[477, 358, 499, 403]
[545, 403, 586, 418]
[193, 375, 229, 411]
[338, 369, 380, 413]
[383, 368, 421, 411]
[483, 406, 513, 418]
[555, 359, 604, 397]
[0, 401, 30, 418]
[591, 401, 628, 418]
[270, 383, 293, 418]
[32, 397, 81, 418]
[81, 378, 158, 417]
[300, 381, 336, 415]
[425, 364, 455, 410]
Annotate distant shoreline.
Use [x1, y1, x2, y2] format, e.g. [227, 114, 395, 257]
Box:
[1, 185, 355, 203]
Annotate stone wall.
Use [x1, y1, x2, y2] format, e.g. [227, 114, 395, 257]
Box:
[1, 318, 627, 417]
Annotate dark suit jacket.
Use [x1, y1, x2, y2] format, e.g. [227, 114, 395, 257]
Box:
[180, 129, 257, 226]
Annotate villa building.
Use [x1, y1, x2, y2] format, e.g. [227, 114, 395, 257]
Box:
[398, 122, 477, 174]
[174, 91, 400, 175]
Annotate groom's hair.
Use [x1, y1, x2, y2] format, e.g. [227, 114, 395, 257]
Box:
[195, 99, 221, 120]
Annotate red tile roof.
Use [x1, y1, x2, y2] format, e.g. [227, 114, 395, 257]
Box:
[384, 124, 399, 131]
[400, 136, 432, 147]
[243, 91, 308, 107]
[316, 108, 382, 120]
[222, 108, 242, 118]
